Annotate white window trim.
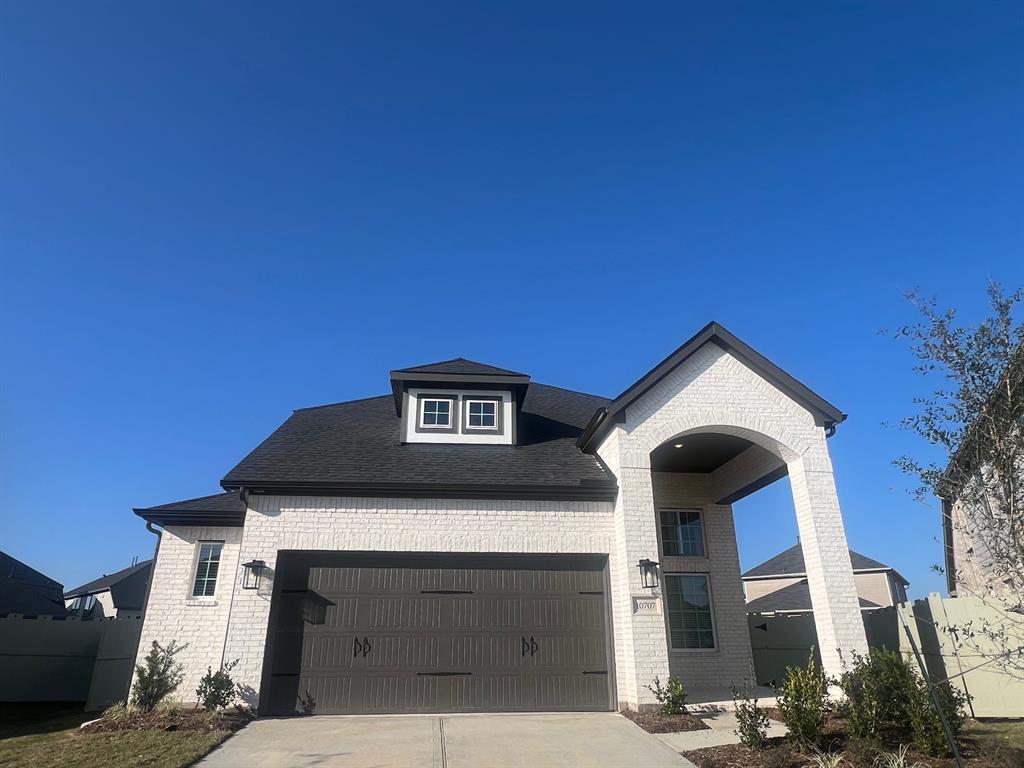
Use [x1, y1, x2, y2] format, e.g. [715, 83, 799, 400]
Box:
[664, 572, 719, 653]
[189, 540, 224, 601]
[419, 398, 455, 429]
[659, 508, 708, 559]
[464, 399, 499, 430]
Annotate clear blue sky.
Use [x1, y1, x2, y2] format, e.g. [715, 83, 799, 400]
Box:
[2, 2, 1021, 597]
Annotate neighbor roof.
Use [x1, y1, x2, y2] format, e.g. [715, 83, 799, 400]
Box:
[742, 544, 909, 585]
[577, 321, 846, 452]
[65, 559, 152, 599]
[135, 492, 246, 527]
[221, 383, 617, 501]
[0, 550, 66, 617]
[746, 579, 881, 613]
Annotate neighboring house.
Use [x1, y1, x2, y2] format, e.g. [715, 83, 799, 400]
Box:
[938, 344, 1022, 601]
[133, 322, 870, 715]
[65, 560, 153, 619]
[743, 544, 909, 614]
[0, 550, 66, 617]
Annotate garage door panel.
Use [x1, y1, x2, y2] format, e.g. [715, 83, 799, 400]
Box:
[263, 553, 612, 715]
[301, 635, 358, 671]
[451, 597, 523, 629]
[533, 597, 605, 628]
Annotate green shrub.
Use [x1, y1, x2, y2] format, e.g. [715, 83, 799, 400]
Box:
[906, 675, 967, 757]
[196, 659, 240, 711]
[731, 684, 770, 749]
[839, 649, 916, 740]
[130, 640, 187, 712]
[646, 675, 687, 715]
[776, 653, 830, 747]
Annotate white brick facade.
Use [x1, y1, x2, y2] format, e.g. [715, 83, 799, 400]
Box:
[135, 337, 865, 711]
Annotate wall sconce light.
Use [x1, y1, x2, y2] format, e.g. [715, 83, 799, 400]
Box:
[242, 559, 266, 590]
[638, 558, 660, 589]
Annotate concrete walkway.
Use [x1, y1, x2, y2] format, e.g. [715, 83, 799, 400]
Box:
[199, 712, 696, 768]
[656, 710, 789, 753]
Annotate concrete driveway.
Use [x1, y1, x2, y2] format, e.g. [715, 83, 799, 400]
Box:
[199, 713, 695, 768]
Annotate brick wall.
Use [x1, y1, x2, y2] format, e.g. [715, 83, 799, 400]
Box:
[652, 472, 754, 690]
[133, 525, 243, 703]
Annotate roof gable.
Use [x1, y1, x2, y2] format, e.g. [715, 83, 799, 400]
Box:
[577, 322, 846, 451]
[742, 543, 902, 581]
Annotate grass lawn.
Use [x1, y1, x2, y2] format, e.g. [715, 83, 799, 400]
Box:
[0, 704, 233, 768]
[966, 720, 1024, 766]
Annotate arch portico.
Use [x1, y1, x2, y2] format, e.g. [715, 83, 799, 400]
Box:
[590, 327, 868, 709]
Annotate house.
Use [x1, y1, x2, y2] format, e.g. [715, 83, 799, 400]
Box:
[743, 544, 909, 614]
[133, 322, 870, 714]
[65, 559, 152, 619]
[939, 345, 1023, 602]
[0, 550, 66, 618]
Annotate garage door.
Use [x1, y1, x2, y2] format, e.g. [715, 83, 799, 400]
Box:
[261, 552, 613, 715]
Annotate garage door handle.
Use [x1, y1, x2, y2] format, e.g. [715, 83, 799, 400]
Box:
[362, 637, 371, 657]
[530, 636, 538, 657]
[521, 636, 529, 657]
[353, 637, 363, 658]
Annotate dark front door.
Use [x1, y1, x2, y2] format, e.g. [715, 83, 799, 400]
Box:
[261, 552, 613, 715]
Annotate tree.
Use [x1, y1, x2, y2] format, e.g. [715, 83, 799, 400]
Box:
[894, 281, 1024, 680]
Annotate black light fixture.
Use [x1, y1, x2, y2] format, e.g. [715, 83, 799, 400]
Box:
[241, 559, 266, 590]
[638, 558, 660, 589]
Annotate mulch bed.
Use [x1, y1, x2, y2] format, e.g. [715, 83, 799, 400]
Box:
[681, 714, 1013, 768]
[79, 708, 251, 735]
[620, 708, 710, 733]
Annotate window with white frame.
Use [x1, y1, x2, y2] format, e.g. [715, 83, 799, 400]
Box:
[664, 574, 715, 649]
[192, 542, 223, 598]
[660, 509, 706, 557]
[465, 399, 498, 429]
[420, 398, 453, 428]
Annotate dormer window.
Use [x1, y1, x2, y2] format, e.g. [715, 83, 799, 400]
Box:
[420, 398, 453, 428]
[466, 399, 497, 429]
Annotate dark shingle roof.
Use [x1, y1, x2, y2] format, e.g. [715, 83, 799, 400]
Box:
[392, 358, 528, 377]
[0, 551, 66, 617]
[135, 492, 246, 527]
[65, 560, 152, 599]
[221, 383, 616, 500]
[746, 579, 881, 613]
[742, 544, 901, 580]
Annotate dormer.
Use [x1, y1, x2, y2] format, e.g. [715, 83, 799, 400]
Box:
[390, 358, 530, 445]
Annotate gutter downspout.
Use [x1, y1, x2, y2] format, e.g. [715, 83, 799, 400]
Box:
[218, 486, 248, 670]
[141, 522, 162, 618]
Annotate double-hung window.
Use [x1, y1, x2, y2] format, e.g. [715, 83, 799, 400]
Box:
[664, 574, 716, 649]
[465, 400, 497, 429]
[420, 399, 453, 428]
[192, 542, 223, 598]
[660, 509, 705, 557]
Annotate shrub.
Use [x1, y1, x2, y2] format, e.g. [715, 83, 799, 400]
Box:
[906, 675, 967, 758]
[196, 659, 240, 711]
[101, 701, 133, 722]
[776, 653, 830, 747]
[839, 649, 917, 739]
[130, 640, 187, 712]
[731, 684, 770, 749]
[646, 675, 687, 715]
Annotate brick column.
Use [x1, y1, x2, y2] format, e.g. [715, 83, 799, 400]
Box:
[615, 465, 672, 709]
[786, 435, 868, 680]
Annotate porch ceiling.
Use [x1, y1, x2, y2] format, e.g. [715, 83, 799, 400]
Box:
[650, 432, 752, 473]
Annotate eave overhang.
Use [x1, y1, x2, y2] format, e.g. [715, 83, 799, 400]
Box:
[220, 479, 618, 503]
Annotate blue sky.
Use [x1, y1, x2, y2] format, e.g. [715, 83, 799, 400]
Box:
[1, 2, 1021, 596]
